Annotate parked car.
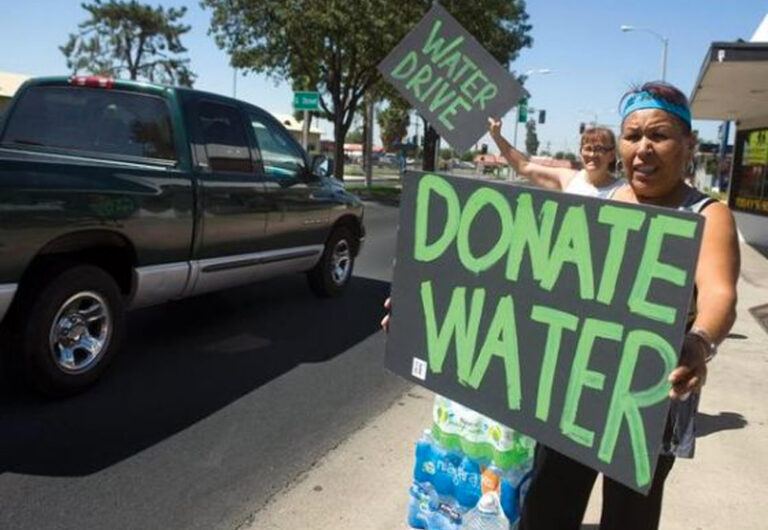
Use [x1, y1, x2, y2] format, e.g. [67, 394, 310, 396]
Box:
[0, 75, 365, 395]
[453, 160, 476, 170]
[373, 153, 400, 169]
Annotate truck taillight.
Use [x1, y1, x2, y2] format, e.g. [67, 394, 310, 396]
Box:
[69, 75, 115, 89]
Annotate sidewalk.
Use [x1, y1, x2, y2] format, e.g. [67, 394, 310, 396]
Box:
[242, 242, 768, 530]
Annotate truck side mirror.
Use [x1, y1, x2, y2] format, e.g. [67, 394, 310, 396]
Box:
[311, 154, 334, 178]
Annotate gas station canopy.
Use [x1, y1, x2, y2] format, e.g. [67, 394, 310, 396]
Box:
[690, 41, 768, 129]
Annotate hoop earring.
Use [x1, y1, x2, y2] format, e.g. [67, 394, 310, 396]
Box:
[686, 161, 695, 175]
[616, 159, 623, 172]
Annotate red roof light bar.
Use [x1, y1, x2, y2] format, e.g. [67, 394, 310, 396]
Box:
[69, 75, 115, 89]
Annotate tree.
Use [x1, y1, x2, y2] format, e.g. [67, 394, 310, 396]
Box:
[525, 119, 539, 155]
[203, 0, 429, 180]
[377, 96, 411, 152]
[346, 127, 365, 144]
[554, 151, 577, 163]
[61, 0, 195, 86]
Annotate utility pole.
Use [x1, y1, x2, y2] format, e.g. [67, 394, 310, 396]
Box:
[301, 110, 310, 151]
[364, 96, 374, 188]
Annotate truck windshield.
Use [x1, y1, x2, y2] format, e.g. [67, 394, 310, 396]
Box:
[2, 85, 176, 161]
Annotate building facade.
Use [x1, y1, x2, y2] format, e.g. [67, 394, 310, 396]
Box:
[690, 15, 768, 247]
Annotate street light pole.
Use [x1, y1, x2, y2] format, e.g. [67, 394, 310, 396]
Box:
[620, 25, 669, 82]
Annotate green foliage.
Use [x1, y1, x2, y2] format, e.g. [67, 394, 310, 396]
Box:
[460, 151, 477, 162]
[378, 96, 411, 152]
[202, 0, 427, 178]
[554, 151, 577, 163]
[525, 118, 539, 156]
[61, 0, 195, 86]
[439, 148, 454, 161]
[346, 127, 364, 144]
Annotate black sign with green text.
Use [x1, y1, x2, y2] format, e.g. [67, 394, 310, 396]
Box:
[377, 4, 525, 154]
[385, 172, 704, 494]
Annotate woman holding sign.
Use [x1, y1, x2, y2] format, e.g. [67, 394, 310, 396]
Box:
[519, 81, 740, 530]
[488, 118, 624, 199]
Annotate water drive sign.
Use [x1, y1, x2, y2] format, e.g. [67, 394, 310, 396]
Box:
[378, 4, 526, 154]
[385, 172, 704, 494]
[293, 91, 320, 111]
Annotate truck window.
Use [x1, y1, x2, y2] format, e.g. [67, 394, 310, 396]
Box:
[197, 101, 254, 174]
[249, 114, 306, 181]
[2, 86, 176, 161]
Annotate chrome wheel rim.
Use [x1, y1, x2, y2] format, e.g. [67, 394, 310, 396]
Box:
[49, 291, 111, 374]
[330, 239, 352, 286]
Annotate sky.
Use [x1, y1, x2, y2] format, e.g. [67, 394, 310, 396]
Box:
[1, 0, 765, 155]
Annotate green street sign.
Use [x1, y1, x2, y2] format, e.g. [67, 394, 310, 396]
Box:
[293, 91, 320, 111]
[518, 98, 528, 123]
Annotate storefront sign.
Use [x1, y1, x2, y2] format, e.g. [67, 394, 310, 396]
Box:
[745, 130, 768, 165]
[385, 172, 704, 494]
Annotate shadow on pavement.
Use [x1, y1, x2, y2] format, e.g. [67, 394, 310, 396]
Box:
[695, 411, 748, 437]
[750, 244, 768, 260]
[0, 274, 390, 476]
[748, 303, 768, 335]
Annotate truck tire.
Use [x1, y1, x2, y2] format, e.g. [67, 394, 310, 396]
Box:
[308, 226, 356, 297]
[16, 264, 125, 396]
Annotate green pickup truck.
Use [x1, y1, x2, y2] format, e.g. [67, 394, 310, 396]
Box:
[0, 75, 365, 395]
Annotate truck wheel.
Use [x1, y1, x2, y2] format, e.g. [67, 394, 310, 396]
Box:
[308, 227, 356, 297]
[17, 265, 125, 396]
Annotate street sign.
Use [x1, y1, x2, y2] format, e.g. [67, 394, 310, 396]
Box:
[293, 91, 320, 111]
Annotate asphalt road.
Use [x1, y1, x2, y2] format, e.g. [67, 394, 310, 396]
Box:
[0, 200, 407, 530]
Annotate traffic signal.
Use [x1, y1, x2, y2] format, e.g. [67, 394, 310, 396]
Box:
[480, 144, 488, 155]
[518, 98, 528, 123]
[579, 122, 585, 134]
[539, 110, 546, 124]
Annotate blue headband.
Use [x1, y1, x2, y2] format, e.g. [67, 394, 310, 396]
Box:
[620, 91, 691, 127]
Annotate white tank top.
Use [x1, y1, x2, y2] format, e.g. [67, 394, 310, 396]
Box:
[564, 169, 625, 198]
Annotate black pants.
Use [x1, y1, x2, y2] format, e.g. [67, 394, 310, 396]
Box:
[520, 445, 675, 530]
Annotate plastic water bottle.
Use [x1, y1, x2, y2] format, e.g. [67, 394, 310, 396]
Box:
[462, 491, 510, 530]
[432, 395, 461, 451]
[459, 406, 485, 460]
[432, 395, 536, 471]
[498, 467, 534, 524]
[427, 498, 462, 530]
[414, 430, 436, 484]
[406, 481, 437, 529]
[454, 456, 482, 510]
